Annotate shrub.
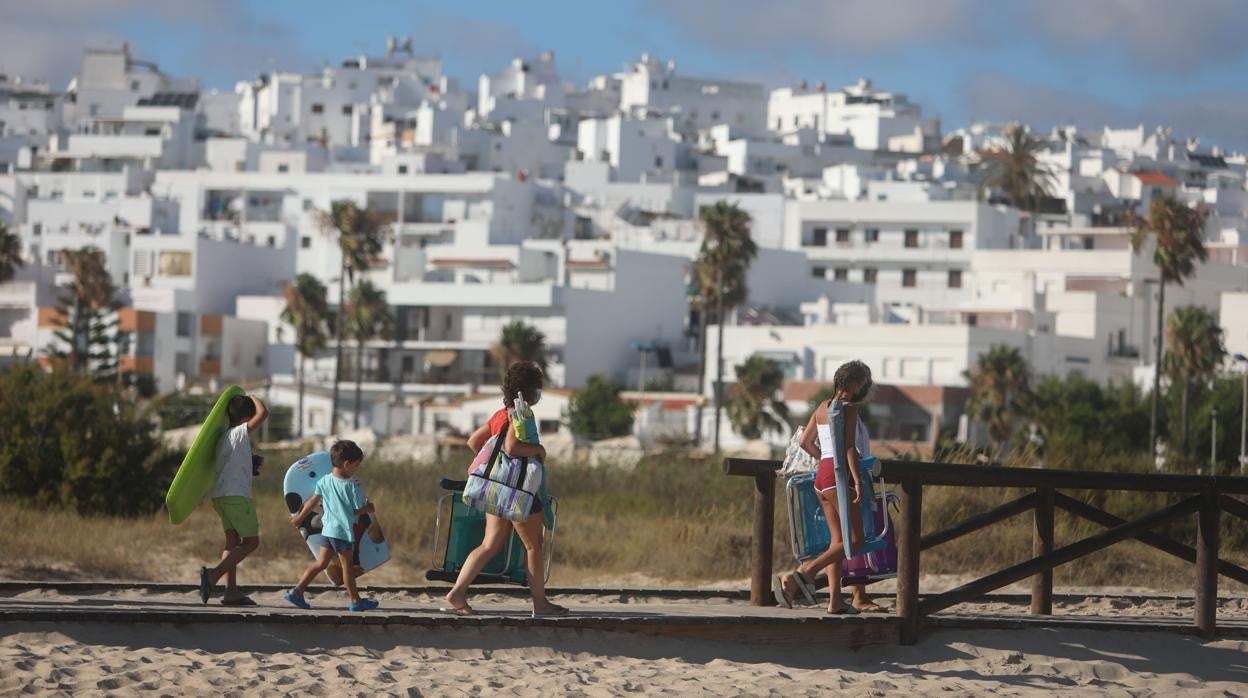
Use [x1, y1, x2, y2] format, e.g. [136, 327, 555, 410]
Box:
[0, 364, 179, 516]
[566, 374, 634, 440]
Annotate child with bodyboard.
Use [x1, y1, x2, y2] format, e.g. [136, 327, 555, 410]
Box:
[199, 394, 268, 605]
[284, 440, 380, 612]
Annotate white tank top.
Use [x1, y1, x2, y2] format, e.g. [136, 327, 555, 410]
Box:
[815, 416, 871, 461]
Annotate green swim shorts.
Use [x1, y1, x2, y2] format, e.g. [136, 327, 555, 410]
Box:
[212, 496, 259, 538]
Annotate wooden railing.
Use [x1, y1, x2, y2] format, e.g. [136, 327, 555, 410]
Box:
[724, 457, 1248, 644]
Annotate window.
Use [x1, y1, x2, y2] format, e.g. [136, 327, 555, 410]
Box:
[342, 105, 353, 115]
[654, 156, 663, 168]
[277, 164, 289, 173]
[808, 227, 827, 247]
[158, 251, 192, 277]
[948, 270, 962, 288]
[864, 228, 879, 243]
[834, 268, 848, 281]
[863, 268, 877, 284]
[949, 229, 963, 249]
[311, 103, 324, 114]
[176, 312, 193, 337]
[130, 80, 140, 92]
[397, 165, 408, 174]
[904, 229, 919, 248]
[811, 266, 826, 279]
[902, 269, 917, 287]
[300, 236, 311, 249]
[266, 235, 276, 247]
[835, 228, 850, 244]
[711, 111, 720, 121]
[32, 223, 41, 236]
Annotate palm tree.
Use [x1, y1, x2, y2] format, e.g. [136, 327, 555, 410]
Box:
[964, 344, 1031, 449]
[316, 200, 390, 434]
[1164, 305, 1225, 460]
[977, 124, 1056, 240]
[281, 273, 329, 438]
[50, 247, 120, 379]
[0, 223, 22, 283]
[694, 201, 757, 451]
[345, 279, 393, 429]
[1129, 196, 1208, 454]
[726, 354, 790, 440]
[491, 320, 548, 378]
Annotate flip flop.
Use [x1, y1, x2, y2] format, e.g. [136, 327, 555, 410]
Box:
[439, 605, 474, 616]
[793, 570, 818, 606]
[532, 604, 569, 618]
[853, 602, 888, 614]
[198, 567, 211, 605]
[773, 575, 795, 609]
[827, 604, 860, 616]
[221, 595, 256, 607]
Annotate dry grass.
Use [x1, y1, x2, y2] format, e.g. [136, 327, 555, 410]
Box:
[5, 448, 1247, 592]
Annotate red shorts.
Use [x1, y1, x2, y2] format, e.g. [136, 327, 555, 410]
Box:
[814, 457, 838, 491]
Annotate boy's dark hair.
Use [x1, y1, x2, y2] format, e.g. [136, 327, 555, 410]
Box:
[502, 360, 544, 407]
[227, 395, 256, 425]
[833, 360, 874, 403]
[330, 440, 364, 467]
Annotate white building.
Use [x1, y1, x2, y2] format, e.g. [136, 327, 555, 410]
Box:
[618, 54, 767, 137]
[768, 79, 940, 152]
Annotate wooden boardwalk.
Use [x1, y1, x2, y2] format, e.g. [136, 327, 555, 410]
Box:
[4, 582, 1248, 645]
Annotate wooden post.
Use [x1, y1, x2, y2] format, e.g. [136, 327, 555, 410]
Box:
[751, 473, 776, 607]
[898, 474, 922, 644]
[1196, 488, 1219, 638]
[1031, 487, 1055, 615]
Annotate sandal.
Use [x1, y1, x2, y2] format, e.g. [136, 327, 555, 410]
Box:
[793, 570, 818, 606]
[532, 604, 569, 618]
[221, 595, 257, 607]
[773, 575, 795, 608]
[853, 601, 888, 613]
[439, 604, 474, 616]
[827, 604, 860, 615]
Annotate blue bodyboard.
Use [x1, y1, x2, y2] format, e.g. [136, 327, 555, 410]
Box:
[829, 400, 887, 559]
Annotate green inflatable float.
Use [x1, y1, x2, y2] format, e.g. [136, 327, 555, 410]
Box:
[165, 385, 245, 524]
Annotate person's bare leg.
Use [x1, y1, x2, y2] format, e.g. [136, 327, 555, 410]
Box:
[294, 546, 334, 593]
[210, 536, 258, 586]
[444, 514, 510, 611]
[780, 490, 848, 605]
[221, 530, 242, 599]
[338, 549, 362, 604]
[514, 512, 564, 614]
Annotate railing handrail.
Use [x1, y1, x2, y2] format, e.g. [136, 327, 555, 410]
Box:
[725, 456, 1248, 494]
[878, 459, 1248, 494]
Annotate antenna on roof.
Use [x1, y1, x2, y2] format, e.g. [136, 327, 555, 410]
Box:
[401, 37, 413, 56]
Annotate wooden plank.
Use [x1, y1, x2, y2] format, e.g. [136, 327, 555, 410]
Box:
[751, 474, 777, 607]
[1055, 493, 1248, 586]
[1219, 494, 1248, 523]
[921, 496, 1202, 616]
[921, 492, 1038, 550]
[897, 475, 922, 645]
[723, 458, 781, 478]
[877, 460, 1248, 494]
[1032, 488, 1055, 615]
[1197, 490, 1220, 639]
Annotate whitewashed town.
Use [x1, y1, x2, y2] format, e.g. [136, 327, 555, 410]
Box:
[2, 38, 1246, 462]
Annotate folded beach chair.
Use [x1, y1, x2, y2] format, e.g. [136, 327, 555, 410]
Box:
[785, 457, 898, 587]
[426, 478, 558, 585]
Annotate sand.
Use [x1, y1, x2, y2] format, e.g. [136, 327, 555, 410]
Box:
[2, 586, 1248, 696]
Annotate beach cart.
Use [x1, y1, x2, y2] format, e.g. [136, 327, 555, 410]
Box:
[425, 478, 558, 585]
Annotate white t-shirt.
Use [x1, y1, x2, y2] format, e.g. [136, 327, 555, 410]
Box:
[212, 424, 253, 499]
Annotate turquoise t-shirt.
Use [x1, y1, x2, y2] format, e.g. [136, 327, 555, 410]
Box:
[315, 473, 366, 542]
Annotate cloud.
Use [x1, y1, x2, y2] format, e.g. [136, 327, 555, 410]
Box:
[0, 0, 308, 88]
[648, 0, 985, 58]
[962, 72, 1248, 150]
[406, 11, 540, 83]
[1023, 0, 1248, 73]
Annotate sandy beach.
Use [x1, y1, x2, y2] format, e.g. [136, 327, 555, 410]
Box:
[2, 585, 1247, 696]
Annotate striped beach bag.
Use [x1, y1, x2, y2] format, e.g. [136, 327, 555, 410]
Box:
[463, 424, 544, 522]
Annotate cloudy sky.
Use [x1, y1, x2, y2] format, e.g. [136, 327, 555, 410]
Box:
[2, 0, 1247, 149]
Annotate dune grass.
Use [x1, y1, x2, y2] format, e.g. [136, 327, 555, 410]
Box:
[5, 447, 1247, 593]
